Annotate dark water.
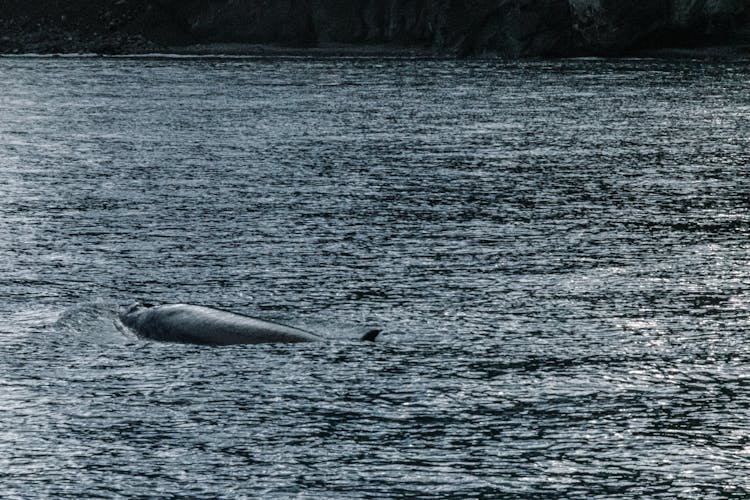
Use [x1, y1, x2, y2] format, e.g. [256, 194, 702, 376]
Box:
[1, 56, 749, 498]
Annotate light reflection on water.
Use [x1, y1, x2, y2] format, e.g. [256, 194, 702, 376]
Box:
[1, 57, 749, 497]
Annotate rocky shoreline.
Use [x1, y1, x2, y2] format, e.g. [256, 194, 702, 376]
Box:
[1, 1, 749, 59]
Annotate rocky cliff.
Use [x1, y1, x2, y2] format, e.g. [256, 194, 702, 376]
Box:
[0, 0, 748, 56]
[569, 0, 750, 53]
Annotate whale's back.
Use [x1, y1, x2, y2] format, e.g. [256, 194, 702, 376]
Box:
[128, 304, 322, 345]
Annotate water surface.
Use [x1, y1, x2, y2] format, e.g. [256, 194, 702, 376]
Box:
[1, 56, 749, 497]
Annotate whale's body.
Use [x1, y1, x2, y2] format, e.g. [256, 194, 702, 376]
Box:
[119, 302, 379, 345]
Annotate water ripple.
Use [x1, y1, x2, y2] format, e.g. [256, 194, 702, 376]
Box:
[1, 57, 749, 497]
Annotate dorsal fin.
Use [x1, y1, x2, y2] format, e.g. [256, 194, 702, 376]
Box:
[360, 329, 381, 342]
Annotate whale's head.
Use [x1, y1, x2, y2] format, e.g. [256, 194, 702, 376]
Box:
[118, 301, 155, 329]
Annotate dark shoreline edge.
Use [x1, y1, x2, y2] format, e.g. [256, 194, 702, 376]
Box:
[166, 43, 443, 59]
[171, 42, 750, 61]
[2, 42, 749, 61]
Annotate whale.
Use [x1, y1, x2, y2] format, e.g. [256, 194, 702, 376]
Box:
[118, 302, 380, 345]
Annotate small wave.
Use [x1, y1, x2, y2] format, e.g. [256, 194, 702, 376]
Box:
[110, 52, 265, 60]
[0, 52, 100, 58]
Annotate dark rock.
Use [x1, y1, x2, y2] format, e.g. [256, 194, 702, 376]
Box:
[0, 0, 748, 57]
[569, 0, 750, 54]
